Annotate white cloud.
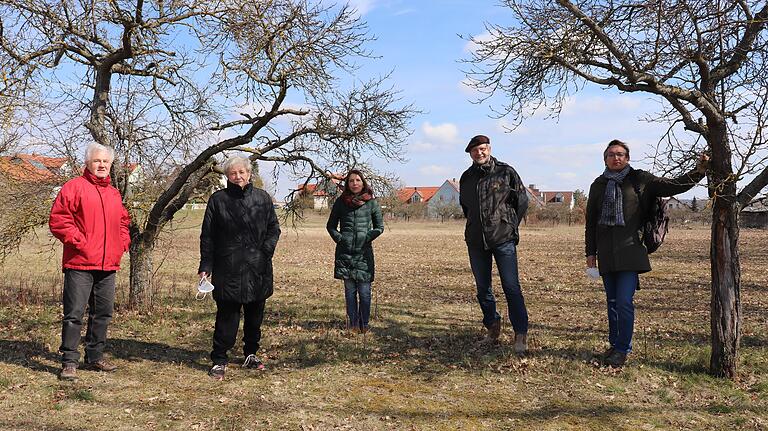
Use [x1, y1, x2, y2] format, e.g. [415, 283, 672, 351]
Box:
[421, 121, 460, 145]
[408, 122, 463, 153]
[418, 164, 451, 176]
[345, 0, 377, 16]
[410, 140, 438, 152]
[463, 31, 493, 54]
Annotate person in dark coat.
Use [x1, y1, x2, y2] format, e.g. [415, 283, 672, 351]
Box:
[198, 157, 280, 380]
[326, 170, 384, 334]
[585, 139, 709, 367]
[459, 134, 530, 353]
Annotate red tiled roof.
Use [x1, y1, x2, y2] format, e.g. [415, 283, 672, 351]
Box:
[0, 153, 67, 182]
[397, 186, 440, 203]
[297, 178, 342, 197]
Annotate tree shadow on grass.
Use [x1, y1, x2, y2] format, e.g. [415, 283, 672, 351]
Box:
[265, 304, 610, 377]
[108, 338, 209, 371]
[0, 339, 60, 374]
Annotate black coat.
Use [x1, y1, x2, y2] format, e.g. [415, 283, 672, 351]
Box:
[459, 156, 529, 249]
[326, 198, 384, 282]
[585, 167, 704, 274]
[198, 182, 281, 303]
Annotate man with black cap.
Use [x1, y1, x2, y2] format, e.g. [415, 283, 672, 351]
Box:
[459, 135, 530, 353]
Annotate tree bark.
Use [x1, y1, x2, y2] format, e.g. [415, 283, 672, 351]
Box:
[128, 236, 155, 310]
[708, 128, 742, 379]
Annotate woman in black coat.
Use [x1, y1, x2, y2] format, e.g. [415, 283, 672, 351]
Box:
[585, 140, 707, 368]
[326, 170, 384, 334]
[198, 157, 280, 380]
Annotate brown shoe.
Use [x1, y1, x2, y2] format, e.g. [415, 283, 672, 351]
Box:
[59, 363, 78, 381]
[513, 333, 528, 354]
[604, 350, 627, 368]
[487, 319, 501, 341]
[87, 359, 117, 372]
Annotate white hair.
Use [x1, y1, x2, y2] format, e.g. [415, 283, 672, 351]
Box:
[85, 143, 115, 162]
[223, 156, 252, 174]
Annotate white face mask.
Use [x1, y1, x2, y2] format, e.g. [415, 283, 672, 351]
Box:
[585, 267, 600, 280]
[196, 275, 215, 300]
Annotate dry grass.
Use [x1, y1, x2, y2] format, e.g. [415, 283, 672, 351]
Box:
[0, 212, 766, 430]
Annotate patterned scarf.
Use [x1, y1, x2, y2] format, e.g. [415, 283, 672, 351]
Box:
[341, 189, 373, 208]
[599, 165, 631, 226]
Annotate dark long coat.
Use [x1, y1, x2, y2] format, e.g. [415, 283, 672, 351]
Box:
[585, 168, 704, 275]
[198, 182, 281, 303]
[326, 198, 384, 282]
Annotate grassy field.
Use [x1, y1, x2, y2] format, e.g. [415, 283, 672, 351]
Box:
[0, 212, 766, 430]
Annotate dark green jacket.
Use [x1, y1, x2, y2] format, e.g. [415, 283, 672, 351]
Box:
[326, 198, 384, 282]
[585, 167, 704, 274]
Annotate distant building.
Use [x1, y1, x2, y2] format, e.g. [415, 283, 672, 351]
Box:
[0, 153, 70, 183]
[426, 179, 461, 217]
[397, 185, 439, 204]
[741, 197, 768, 229]
[297, 177, 343, 209]
[527, 184, 574, 209]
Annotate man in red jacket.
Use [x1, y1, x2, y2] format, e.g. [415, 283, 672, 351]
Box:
[49, 143, 131, 381]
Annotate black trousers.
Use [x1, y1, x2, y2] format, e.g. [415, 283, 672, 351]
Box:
[211, 299, 266, 365]
[60, 269, 116, 365]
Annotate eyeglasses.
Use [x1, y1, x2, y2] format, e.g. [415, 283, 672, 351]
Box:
[606, 152, 627, 158]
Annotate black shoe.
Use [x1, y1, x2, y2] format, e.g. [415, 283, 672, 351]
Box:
[209, 364, 226, 380]
[601, 346, 615, 359]
[604, 350, 627, 367]
[242, 354, 265, 370]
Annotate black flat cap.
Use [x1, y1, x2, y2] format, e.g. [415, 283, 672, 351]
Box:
[465, 135, 490, 152]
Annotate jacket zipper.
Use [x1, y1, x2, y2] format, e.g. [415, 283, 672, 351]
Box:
[477, 177, 489, 250]
[96, 185, 107, 270]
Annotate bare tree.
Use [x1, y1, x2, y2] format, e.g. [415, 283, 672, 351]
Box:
[465, 0, 768, 378]
[0, 0, 414, 308]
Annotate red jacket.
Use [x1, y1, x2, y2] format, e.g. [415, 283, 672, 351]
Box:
[49, 169, 131, 271]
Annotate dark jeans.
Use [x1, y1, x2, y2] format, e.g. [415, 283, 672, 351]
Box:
[211, 299, 266, 365]
[60, 269, 116, 365]
[343, 279, 372, 330]
[467, 241, 529, 334]
[602, 271, 638, 354]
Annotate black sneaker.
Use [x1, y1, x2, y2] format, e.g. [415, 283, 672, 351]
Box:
[208, 364, 226, 380]
[242, 354, 265, 370]
[604, 350, 627, 367]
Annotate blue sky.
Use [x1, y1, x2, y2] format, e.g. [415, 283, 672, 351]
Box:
[288, 0, 709, 200]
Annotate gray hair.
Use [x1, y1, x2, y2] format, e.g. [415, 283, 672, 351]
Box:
[222, 156, 252, 174]
[85, 143, 115, 162]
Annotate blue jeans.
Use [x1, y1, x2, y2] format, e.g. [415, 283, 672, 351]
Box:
[602, 271, 638, 354]
[467, 241, 528, 334]
[343, 279, 371, 330]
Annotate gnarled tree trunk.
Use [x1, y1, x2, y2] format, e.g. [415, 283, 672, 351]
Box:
[708, 130, 741, 378]
[128, 236, 155, 310]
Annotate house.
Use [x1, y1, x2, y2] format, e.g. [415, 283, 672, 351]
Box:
[741, 197, 768, 229]
[297, 177, 343, 209]
[397, 186, 439, 204]
[665, 196, 689, 210]
[426, 179, 461, 217]
[0, 153, 70, 183]
[527, 184, 574, 209]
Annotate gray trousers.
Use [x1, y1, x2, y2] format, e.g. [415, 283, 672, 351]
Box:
[60, 269, 116, 365]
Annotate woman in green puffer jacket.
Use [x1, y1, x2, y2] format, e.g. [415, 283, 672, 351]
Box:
[326, 170, 384, 334]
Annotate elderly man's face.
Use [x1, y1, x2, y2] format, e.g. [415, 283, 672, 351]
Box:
[227, 165, 251, 189]
[470, 143, 491, 165]
[86, 150, 113, 179]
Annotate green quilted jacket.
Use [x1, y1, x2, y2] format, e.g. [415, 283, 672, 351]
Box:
[326, 198, 384, 282]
